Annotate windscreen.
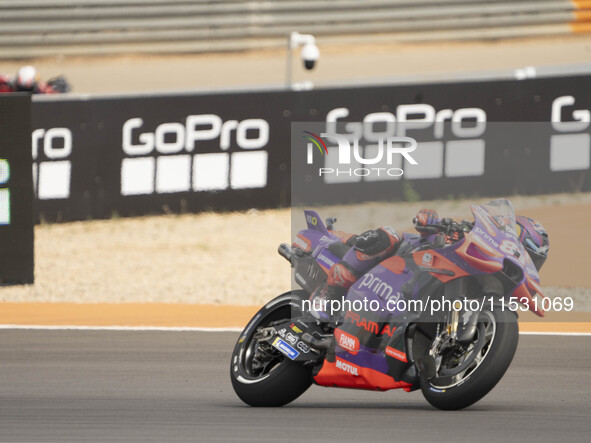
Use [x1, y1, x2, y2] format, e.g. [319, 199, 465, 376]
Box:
[472, 198, 539, 281]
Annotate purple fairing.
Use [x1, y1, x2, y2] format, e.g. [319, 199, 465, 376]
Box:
[347, 265, 414, 316]
[467, 202, 540, 288]
[335, 344, 391, 374]
[297, 199, 542, 380]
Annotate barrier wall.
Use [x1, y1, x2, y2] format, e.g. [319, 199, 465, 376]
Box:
[290, 76, 591, 206]
[31, 73, 591, 222]
[33, 91, 291, 221]
[1, 0, 591, 58]
[0, 94, 34, 284]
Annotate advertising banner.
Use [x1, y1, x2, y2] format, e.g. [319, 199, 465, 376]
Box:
[32, 91, 293, 221]
[32, 74, 591, 221]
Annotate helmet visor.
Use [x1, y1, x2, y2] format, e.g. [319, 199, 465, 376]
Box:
[529, 251, 547, 271]
[524, 237, 548, 271]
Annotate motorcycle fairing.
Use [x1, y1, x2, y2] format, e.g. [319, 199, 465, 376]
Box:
[303, 210, 331, 234]
[310, 199, 548, 392]
[313, 356, 414, 392]
[312, 253, 448, 390]
[467, 200, 548, 315]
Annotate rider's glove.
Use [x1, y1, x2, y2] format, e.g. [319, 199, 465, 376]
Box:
[414, 209, 439, 227]
[354, 227, 402, 259]
[446, 231, 461, 244]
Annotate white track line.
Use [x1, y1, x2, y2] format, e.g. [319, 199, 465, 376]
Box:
[0, 325, 589, 336]
[519, 331, 591, 336]
[0, 325, 242, 332]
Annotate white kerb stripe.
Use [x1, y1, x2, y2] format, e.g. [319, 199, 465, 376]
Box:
[0, 325, 588, 336]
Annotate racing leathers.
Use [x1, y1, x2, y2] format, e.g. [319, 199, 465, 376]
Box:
[308, 209, 447, 321]
[309, 226, 403, 320]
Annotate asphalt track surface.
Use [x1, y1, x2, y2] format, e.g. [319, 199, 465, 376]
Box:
[1, 331, 589, 442]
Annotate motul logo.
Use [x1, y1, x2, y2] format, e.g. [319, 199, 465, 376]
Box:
[335, 358, 359, 376]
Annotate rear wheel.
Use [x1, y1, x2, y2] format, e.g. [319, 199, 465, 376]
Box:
[419, 308, 518, 410]
[230, 291, 313, 407]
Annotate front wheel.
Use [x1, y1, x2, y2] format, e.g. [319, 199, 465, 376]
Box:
[230, 291, 313, 407]
[419, 308, 518, 410]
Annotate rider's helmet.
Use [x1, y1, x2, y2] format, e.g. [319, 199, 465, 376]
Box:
[516, 216, 549, 271]
[14, 66, 38, 92]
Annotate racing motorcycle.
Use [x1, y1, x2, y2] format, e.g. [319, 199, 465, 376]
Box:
[230, 199, 547, 410]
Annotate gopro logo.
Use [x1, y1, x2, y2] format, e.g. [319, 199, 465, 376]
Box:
[120, 115, 270, 195]
[550, 96, 590, 171]
[32, 127, 73, 200]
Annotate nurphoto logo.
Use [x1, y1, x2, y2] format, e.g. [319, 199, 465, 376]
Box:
[303, 131, 418, 178]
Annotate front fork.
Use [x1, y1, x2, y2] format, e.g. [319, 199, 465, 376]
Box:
[444, 278, 480, 345]
[445, 302, 478, 341]
[448, 308, 460, 339]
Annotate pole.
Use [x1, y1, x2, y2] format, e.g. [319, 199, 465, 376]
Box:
[286, 32, 294, 89]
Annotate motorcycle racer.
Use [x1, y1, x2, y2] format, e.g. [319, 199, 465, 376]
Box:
[415, 209, 550, 271]
[0, 66, 70, 94]
[13, 66, 43, 93]
[515, 215, 550, 271]
[233, 199, 551, 409]
[309, 226, 403, 316]
[310, 208, 549, 319]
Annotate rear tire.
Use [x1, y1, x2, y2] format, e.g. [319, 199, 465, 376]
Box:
[230, 291, 313, 407]
[419, 308, 518, 410]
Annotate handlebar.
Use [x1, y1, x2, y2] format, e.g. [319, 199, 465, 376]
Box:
[278, 243, 294, 265]
[414, 218, 473, 237]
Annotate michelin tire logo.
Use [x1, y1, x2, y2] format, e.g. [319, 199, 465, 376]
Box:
[272, 337, 300, 360]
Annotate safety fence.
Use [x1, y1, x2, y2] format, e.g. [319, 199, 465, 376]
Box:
[0, 0, 590, 59]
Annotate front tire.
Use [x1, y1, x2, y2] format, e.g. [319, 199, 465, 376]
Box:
[230, 291, 313, 407]
[419, 308, 518, 410]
